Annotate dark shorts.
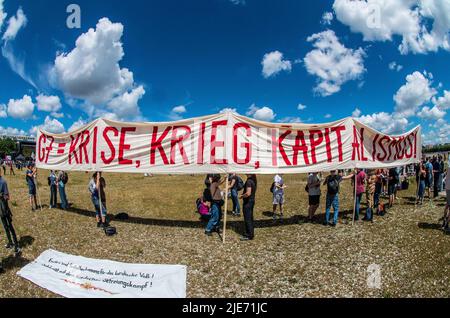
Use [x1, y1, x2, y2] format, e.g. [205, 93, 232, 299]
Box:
[425, 176, 433, 188]
[28, 185, 36, 196]
[388, 183, 396, 196]
[309, 195, 320, 206]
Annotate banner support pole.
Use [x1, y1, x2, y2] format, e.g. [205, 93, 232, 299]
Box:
[35, 170, 43, 212]
[222, 175, 230, 244]
[352, 169, 357, 226]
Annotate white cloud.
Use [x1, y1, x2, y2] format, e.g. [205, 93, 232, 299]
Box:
[0, 0, 6, 30]
[106, 85, 145, 121]
[0, 103, 6, 118]
[388, 61, 403, 72]
[1, 43, 37, 88]
[246, 104, 276, 121]
[261, 51, 292, 78]
[303, 30, 366, 96]
[7, 95, 34, 119]
[51, 17, 142, 118]
[31, 116, 65, 134]
[2, 7, 27, 42]
[433, 90, 450, 110]
[68, 117, 87, 132]
[417, 105, 446, 120]
[394, 71, 436, 117]
[423, 121, 450, 145]
[297, 103, 307, 110]
[357, 112, 409, 135]
[0, 126, 27, 136]
[322, 12, 334, 25]
[333, 0, 450, 55]
[36, 94, 62, 113]
[352, 108, 362, 117]
[278, 116, 303, 123]
[219, 107, 237, 114]
[172, 105, 187, 114]
[324, 114, 332, 119]
[229, 0, 246, 5]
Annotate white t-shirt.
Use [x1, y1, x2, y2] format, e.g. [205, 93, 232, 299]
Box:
[308, 173, 321, 196]
[274, 175, 284, 195]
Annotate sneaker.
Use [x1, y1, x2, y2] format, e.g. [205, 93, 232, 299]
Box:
[5, 243, 13, 249]
[205, 231, 213, 236]
[97, 222, 102, 228]
[14, 247, 21, 255]
[323, 221, 329, 226]
[330, 222, 337, 227]
[240, 236, 252, 241]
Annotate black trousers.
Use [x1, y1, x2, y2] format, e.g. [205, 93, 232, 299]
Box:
[243, 199, 255, 239]
[50, 185, 57, 207]
[1, 214, 18, 247]
[433, 173, 440, 198]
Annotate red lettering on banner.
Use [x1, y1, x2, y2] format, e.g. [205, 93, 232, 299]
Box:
[93, 127, 98, 164]
[309, 130, 323, 164]
[211, 121, 228, 164]
[101, 127, 118, 164]
[197, 122, 206, 165]
[372, 134, 380, 161]
[79, 130, 90, 164]
[413, 131, 417, 158]
[119, 127, 136, 165]
[396, 137, 405, 160]
[37, 134, 46, 162]
[171, 126, 191, 165]
[271, 129, 278, 167]
[376, 136, 390, 161]
[352, 126, 360, 161]
[331, 126, 345, 162]
[324, 128, 332, 163]
[359, 128, 368, 161]
[405, 134, 413, 158]
[150, 126, 171, 165]
[292, 131, 308, 166]
[278, 130, 292, 166]
[69, 134, 81, 164]
[57, 142, 66, 155]
[233, 123, 252, 165]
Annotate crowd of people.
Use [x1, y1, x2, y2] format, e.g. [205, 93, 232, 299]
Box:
[196, 162, 450, 240]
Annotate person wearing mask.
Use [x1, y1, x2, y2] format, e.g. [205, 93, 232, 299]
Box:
[306, 172, 321, 222]
[240, 174, 257, 241]
[89, 172, 108, 228]
[228, 173, 241, 217]
[26, 165, 38, 212]
[272, 174, 286, 220]
[323, 171, 352, 227]
[0, 169, 21, 255]
[417, 162, 427, 205]
[48, 170, 58, 209]
[57, 170, 69, 210]
[205, 175, 224, 236]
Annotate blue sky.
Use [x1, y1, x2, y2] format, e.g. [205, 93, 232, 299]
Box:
[0, 0, 449, 145]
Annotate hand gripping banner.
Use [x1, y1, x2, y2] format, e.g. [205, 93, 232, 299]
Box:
[35, 112, 421, 174]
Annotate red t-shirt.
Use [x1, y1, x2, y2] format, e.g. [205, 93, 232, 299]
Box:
[356, 171, 366, 195]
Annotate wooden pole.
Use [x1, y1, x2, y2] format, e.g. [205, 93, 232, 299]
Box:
[34, 170, 43, 211]
[97, 172, 104, 219]
[222, 174, 230, 244]
[352, 170, 357, 226]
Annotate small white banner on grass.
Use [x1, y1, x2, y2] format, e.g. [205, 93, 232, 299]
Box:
[17, 249, 186, 298]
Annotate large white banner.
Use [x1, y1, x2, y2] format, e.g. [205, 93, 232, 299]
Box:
[17, 249, 187, 298]
[35, 112, 422, 174]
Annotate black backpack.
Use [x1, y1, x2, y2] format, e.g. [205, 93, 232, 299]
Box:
[62, 172, 69, 184]
[270, 182, 275, 193]
[327, 176, 340, 195]
[236, 176, 245, 191]
[104, 226, 117, 236]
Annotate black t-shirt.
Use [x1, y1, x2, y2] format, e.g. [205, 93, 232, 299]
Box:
[433, 161, 440, 173]
[243, 179, 256, 203]
[389, 168, 399, 184]
[229, 174, 239, 190]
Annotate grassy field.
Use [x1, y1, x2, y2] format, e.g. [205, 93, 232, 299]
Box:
[0, 170, 449, 298]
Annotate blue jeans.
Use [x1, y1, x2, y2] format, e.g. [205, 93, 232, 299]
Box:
[92, 196, 107, 217]
[59, 184, 68, 209]
[206, 202, 221, 232]
[231, 189, 240, 214]
[418, 180, 425, 199]
[325, 194, 339, 224]
[354, 193, 363, 220]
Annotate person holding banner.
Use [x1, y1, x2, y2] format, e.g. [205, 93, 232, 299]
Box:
[323, 171, 352, 227]
[240, 174, 257, 241]
[205, 175, 224, 236]
[89, 172, 108, 228]
[26, 164, 38, 212]
[0, 169, 21, 255]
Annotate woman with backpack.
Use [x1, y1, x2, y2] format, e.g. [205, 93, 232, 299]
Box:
[205, 175, 225, 236]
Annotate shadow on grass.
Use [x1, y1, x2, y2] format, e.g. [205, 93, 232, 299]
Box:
[418, 222, 442, 230]
[19, 236, 35, 249]
[1, 254, 30, 271]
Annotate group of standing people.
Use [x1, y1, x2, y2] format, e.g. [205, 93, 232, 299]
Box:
[416, 156, 445, 204]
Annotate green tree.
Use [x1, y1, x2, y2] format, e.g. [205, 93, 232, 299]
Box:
[0, 138, 17, 156]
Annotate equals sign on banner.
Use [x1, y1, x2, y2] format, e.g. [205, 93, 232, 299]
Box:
[57, 143, 66, 155]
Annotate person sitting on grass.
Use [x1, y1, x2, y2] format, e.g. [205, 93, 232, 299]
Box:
[323, 170, 352, 227]
[89, 172, 108, 228]
[26, 164, 38, 212]
[0, 169, 21, 255]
